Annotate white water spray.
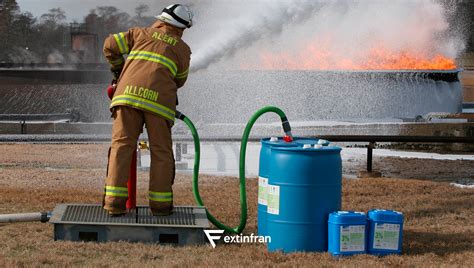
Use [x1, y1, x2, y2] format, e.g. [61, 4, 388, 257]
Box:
[187, 0, 324, 72]
[186, 0, 465, 71]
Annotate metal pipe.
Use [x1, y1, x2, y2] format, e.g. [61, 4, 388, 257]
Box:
[367, 142, 374, 172]
[176, 143, 182, 161]
[0, 212, 50, 224]
[0, 112, 80, 122]
[20, 120, 26, 134]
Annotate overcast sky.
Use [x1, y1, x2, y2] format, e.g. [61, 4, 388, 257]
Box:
[16, 0, 175, 22]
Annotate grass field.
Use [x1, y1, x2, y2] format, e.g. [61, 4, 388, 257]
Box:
[0, 144, 473, 267]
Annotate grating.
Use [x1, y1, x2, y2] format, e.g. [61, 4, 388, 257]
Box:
[49, 204, 209, 245]
[58, 204, 198, 226]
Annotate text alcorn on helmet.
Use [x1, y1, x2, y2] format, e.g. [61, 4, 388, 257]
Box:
[156, 4, 193, 29]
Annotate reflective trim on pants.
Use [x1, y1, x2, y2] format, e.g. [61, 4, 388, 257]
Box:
[149, 191, 173, 202]
[105, 185, 128, 197]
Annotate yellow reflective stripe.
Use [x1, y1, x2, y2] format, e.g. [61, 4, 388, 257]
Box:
[120, 32, 129, 53]
[111, 95, 175, 122]
[105, 186, 128, 191]
[176, 69, 188, 79]
[129, 51, 177, 71]
[105, 185, 128, 197]
[112, 94, 175, 116]
[128, 50, 177, 76]
[149, 197, 172, 202]
[113, 34, 126, 54]
[149, 191, 173, 202]
[128, 55, 177, 76]
[105, 192, 128, 197]
[149, 191, 173, 197]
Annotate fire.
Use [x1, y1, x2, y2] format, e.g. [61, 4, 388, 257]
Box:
[258, 44, 457, 71]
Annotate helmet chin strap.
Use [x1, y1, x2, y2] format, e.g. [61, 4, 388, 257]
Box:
[163, 4, 192, 28]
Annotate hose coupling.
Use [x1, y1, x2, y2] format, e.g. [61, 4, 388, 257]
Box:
[40, 212, 51, 223]
[281, 116, 293, 142]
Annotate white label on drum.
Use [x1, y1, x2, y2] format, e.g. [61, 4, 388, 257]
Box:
[258, 176, 268, 205]
[373, 223, 400, 250]
[340, 225, 366, 252]
[267, 185, 280, 215]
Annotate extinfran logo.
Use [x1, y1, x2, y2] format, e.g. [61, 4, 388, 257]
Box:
[204, 229, 271, 248]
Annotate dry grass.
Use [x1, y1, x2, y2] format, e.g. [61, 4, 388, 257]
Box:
[0, 144, 473, 267]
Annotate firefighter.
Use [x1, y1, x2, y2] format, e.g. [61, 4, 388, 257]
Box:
[103, 4, 193, 216]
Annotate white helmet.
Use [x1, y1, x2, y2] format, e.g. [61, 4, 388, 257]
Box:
[156, 4, 193, 29]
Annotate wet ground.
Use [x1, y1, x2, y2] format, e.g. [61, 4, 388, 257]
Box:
[1, 143, 473, 182]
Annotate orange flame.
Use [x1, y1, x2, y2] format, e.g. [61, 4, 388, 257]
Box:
[258, 44, 457, 71]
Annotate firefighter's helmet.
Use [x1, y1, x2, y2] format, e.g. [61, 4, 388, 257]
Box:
[156, 4, 193, 29]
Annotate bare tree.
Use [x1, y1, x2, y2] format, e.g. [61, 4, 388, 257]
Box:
[132, 3, 155, 27]
[135, 4, 149, 18]
[40, 8, 66, 29]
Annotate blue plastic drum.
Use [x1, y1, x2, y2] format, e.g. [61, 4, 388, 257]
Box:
[266, 144, 342, 253]
[367, 209, 404, 255]
[258, 137, 325, 236]
[328, 211, 367, 256]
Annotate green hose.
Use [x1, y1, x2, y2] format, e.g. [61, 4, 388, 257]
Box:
[176, 106, 292, 234]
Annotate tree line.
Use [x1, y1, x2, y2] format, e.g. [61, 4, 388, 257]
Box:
[0, 0, 156, 64]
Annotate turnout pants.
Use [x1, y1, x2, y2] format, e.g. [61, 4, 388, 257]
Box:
[104, 106, 175, 214]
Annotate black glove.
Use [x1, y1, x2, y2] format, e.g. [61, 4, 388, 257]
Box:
[111, 68, 123, 80]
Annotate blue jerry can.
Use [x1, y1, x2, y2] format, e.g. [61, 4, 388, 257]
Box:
[328, 211, 367, 256]
[367, 209, 404, 255]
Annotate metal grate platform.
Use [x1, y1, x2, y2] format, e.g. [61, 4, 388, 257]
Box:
[61, 205, 197, 226]
[49, 204, 209, 245]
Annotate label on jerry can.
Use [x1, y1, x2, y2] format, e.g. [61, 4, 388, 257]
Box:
[267, 185, 280, 215]
[258, 177, 268, 205]
[340, 225, 365, 252]
[373, 223, 400, 250]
